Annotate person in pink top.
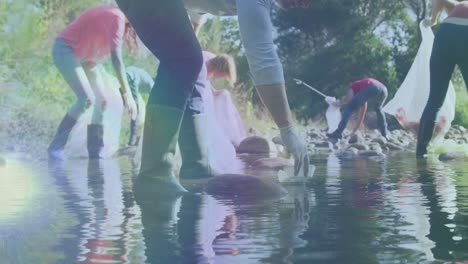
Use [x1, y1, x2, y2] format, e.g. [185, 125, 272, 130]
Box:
[417, 0, 468, 157]
[48, 5, 139, 160]
[327, 78, 389, 139]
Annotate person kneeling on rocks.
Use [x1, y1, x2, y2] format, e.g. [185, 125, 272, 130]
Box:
[327, 78, 389, 140]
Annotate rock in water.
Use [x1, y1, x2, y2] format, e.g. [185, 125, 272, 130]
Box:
[205, 174, 287, 200]
[237, 136, 270, 154]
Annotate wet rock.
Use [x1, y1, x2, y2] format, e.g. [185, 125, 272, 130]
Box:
[371, 136, 388, 146]
[307, 128, 325, 139]
[359, 150, 384, 157]
[386, 142, 404, 151]
[250, 157, 293, 170]
[341, 147, 359, 159]
[347, 143, 369, 151]
[315, 141, 333, 149]
[438, 152, 467, 161]
[369, 143, 383, 154]
[205, 174, 288, 200]
[348, 133, 364, 144]
[272, 136, 283, 145]
[237, 136, 270, 154]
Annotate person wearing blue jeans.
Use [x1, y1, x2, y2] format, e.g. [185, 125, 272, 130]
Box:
[115, 0, 310, 196]
[327, 78, 389, 139]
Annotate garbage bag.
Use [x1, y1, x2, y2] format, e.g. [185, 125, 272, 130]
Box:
[383, 21, 456, 140]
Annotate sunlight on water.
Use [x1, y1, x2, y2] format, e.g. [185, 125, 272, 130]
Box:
[0, 157, 37, 221]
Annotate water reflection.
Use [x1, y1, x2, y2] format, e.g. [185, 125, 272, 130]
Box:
[49, 159, 145, 263]
[2, 152, 467, 263]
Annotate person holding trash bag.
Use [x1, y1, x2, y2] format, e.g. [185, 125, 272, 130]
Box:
[48, 5, 139, 160]
[417, 0, 468, 157]
[326, 78, 389, 140]
[115, 0, 311, 195]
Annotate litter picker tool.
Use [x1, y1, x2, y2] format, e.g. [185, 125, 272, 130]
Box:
[293, 78, 328, 98]
[293, 78, 341, 133]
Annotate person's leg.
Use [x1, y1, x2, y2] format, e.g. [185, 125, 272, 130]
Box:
[371, 85, 389, 138]
[116, 0, 203, 195]
[48, 38, 95, 160]
[84, 66, 107, 159]
[417, 24, 455, 157]
[327, 88, 372, 139]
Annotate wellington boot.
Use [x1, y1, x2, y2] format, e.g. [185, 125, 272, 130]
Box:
[136, 104, 188, 197]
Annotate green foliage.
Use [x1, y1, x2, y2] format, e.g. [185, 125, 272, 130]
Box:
[272, 0, 420, 121]
[452, 69, 468, 127]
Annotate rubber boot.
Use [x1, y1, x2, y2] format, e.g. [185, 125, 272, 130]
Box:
[87, 124, 104, 159]
[128, 119, 140, 146]
[416, 119, 436, 158]
[179, 113, 213, 179]
[135, 104, 188, 198]
[48, 114, 77, 160]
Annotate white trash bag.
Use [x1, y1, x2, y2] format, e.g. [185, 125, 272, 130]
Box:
[67, 66, 124, 158]
[383, 22, 456, 140]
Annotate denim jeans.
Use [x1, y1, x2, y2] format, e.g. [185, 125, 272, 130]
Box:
[116, 0, 204, 112]
[334, 84, 388, 136]
[52, 38, 105, 124]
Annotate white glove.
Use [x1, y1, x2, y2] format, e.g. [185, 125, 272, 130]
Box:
[325, 96, 337, 105]
[422, 18, 434, 27]
[279, 125, 310, 177]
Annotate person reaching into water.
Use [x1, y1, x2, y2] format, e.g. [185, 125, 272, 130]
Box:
[115, 0, 311, 196]
[327, 78, 389, 140]
[125, 66, 154, 147]
[48, 5, 139, 160]
[417, 0, 468, 157]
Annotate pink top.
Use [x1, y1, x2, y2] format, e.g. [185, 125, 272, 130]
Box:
[348, 78, 384, 95]
[449, 2, 468, 19]
[58, 5, 126, 63]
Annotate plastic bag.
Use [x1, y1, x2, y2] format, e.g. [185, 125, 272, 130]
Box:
[383, 22, 456, 140]
[67, 66, 124, 158]
[325, 104, 341, 133]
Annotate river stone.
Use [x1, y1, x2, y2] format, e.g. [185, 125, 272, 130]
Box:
[438, 152, 467, 161]
[386, 142, 404, 150]
[237, 136, 270, 154]
[341, 147, 359, 159]
[359, 150, 384, 157]
[347, 143, 369, 151]
[272, 136, 283, 145]
[250, 157, 293, 170]
[205, 174, 288, 199]
[371, 136, 388, 146]
[348, 133, 364, 144]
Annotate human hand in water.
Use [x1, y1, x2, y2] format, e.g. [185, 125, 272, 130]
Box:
[276, 0, 310, 9]
[123, 94, 138, 120]
[280, 125, 310, 177]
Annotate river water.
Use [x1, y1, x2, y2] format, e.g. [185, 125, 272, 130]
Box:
[0, 152, 467, 263]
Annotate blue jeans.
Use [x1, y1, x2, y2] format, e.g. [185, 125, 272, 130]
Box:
[52, 38, 105, 124]
[116, 0, 204, 112]
[334, 84, 388, 137]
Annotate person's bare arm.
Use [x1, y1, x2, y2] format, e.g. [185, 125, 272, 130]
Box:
[351, 102, 367, 134]
[111, 49, 137, 118]
[335, 88, 354, 107]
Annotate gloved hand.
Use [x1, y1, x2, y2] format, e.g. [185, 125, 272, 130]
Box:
[123, 94, 138, 120]
[422, 18, 434, 27]
[325, 96, 337, 105]
[280, 125, 310, 177]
